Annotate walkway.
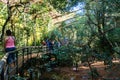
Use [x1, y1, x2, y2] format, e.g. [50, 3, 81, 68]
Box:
[0, 46, 47, 80]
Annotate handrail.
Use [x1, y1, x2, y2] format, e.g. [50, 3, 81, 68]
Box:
[0, 46, 47, 80]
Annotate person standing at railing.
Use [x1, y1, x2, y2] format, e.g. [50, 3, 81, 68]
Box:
[46, 39, 54, 53]
[4, 29, 16, 66]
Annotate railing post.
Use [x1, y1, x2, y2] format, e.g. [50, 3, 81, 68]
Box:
[1, 69, 4, 80]
[22, 48, 25, 67]
[0, 61, 5, 80]
[27, 47, 28, 59]
[16, 51, 18, 74]
[30, 47, 32, 59]
[37, 46, 41, 57]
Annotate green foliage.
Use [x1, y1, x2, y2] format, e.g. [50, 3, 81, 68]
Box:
[29, 2, 48, 14]
[48, 0, 68, 12]
[107, 28, 120, 42]
[0, 0, 120, 72]
[10, 75, 26, 80]
[53, 46, 73, 66]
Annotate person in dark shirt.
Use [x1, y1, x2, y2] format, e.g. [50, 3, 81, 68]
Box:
[46, 39, 54, 53]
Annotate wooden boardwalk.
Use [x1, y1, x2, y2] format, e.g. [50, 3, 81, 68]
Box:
[8, 53, 42, 76]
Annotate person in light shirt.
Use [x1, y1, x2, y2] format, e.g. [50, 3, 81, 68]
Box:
[4, 29, 16, 64]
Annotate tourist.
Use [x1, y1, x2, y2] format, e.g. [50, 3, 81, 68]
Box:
[4, 29, 16, 65]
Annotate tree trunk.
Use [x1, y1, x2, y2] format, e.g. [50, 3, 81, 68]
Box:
[0, 1, 12, 42]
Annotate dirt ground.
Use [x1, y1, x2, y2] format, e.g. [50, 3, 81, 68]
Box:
[41, 60, 120, 80]
[16, 54, 120, 80]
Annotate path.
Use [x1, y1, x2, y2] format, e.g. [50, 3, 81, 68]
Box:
[9, 53, 41, 75]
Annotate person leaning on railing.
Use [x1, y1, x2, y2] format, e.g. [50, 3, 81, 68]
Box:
[3, 29, 16, 66]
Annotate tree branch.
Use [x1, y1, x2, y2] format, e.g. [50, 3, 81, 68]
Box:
[0, 0, 12, 42]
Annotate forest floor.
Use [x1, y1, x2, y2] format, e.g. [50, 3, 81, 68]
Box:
[9, 53, 120, 80]
[41, 60, 120, 80]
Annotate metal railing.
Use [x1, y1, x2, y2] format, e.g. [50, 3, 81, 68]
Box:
[0, 46, 47, 80]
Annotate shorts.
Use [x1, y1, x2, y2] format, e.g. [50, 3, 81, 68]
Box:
[5, 47, 16, 64]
